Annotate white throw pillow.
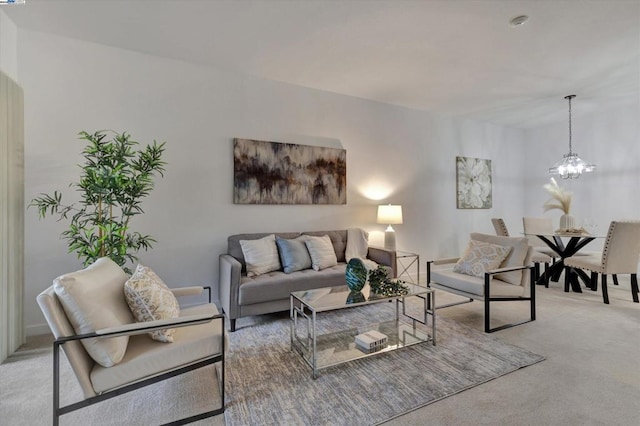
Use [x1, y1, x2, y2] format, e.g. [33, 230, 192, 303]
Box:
[124, 264, 180, 343]
[305, 235, 338, 271]
[240, 234, 282, 277]
[453, 239, 512, 278]
[53, 257, 133, 368]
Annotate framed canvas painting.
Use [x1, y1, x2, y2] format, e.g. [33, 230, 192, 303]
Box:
[456, 156, 492, 209]
[233, 138, 346, 204]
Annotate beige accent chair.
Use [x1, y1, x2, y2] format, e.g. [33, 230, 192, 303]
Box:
[564, 221, 640, 304]
[37, 258, 225, 426]
[427, 233, 536, 333]
[493, 218, 553, 286]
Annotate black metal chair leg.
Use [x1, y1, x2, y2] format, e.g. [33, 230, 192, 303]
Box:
[631, 274, 639, 303]
[601, 274, 610, 304]
[612, 274, 619, 286]
[590, 272, 598, 291]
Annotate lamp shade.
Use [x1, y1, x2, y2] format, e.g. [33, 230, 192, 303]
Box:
[377, 205, 403, 225]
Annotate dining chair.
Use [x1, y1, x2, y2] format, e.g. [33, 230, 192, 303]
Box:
[491, 218, 510, 237]
[564, 221, 640, 304]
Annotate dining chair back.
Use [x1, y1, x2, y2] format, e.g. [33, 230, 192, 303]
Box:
[564, 221, 640, 304]
[522, 217, 554, 248]
[491, 218, 510, 236]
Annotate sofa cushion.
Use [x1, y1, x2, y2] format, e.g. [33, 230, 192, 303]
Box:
[240, 234, 282, 277]
[229, 232, 301, 272]
[124, 264, 180, 343]
[276, 235, 312, 273]
[305, 235, 339, 271]
[238, 264, 348, 305]
[90, 303, 223, 393]
[453, 239, 512, 278]
[302, 230, 348, 262]
[470, 233, 530, 285]
[53, 257, 133, 368]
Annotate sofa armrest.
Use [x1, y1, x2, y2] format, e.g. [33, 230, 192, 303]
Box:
[367, 246, 397, 277]
[170, 286, 212, 303]
[219, 254, 242, 323]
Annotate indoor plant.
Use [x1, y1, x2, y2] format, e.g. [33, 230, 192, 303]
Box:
[30, 130, 166, 273]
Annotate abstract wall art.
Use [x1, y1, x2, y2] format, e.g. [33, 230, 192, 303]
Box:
[233, 138, 346, 204]
[456, 156, 492, 209]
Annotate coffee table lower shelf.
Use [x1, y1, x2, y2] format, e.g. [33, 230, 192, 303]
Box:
[291, 319, 434, 378]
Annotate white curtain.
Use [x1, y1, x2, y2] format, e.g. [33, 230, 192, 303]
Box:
[0, 70, 24, 363]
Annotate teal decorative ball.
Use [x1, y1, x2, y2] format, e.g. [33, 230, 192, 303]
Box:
[345, 258, 367, 292]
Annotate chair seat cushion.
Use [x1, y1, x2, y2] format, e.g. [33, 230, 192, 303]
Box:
[90, 304, 224, 393]
[564, 254, 603, 272]
[430, 264, 525, 298]
[238, 264, 348, 305]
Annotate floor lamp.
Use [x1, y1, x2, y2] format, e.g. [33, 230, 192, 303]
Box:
[377, 204, 403, 251]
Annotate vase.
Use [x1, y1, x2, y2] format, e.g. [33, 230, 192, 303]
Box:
[560, 214, 575, 230]
[345, 258, 367, 292]
[345, 291, 365, 304]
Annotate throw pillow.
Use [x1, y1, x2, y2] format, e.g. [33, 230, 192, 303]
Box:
[53, 257, 133, 368]
[240, 234, 282, 277]
[453, 239, 512, 278]
[305, 234, 338, 271]
[124, 264, 181, 343]
[276, 236, 312, 273]
[470, 233, 530, 285]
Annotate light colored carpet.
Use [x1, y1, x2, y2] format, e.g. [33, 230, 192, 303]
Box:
[223, 300, 543, 425]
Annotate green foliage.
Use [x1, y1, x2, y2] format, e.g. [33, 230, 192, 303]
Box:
[367, 265, 409, 296]
[29, 130, 166, 273]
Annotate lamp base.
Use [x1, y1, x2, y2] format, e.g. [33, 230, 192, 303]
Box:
[384, 230, 396, 251]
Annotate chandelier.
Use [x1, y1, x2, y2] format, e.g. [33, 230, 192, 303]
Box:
[548, 95, 596, 179]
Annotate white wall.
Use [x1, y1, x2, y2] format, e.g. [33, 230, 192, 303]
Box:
[523, 101, 640, 250]
[0, 9, 18, 80]
[18, 30, 527, 335]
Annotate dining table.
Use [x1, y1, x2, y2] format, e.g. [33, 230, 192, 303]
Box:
[527, 232, 602, 293]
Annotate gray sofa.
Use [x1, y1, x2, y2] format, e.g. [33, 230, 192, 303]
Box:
[219, 229, 397, 331]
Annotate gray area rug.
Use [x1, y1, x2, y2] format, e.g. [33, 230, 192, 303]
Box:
[225, 301, 545, 425]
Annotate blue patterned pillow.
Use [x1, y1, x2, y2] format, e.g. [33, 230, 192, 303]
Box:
[276, 236, 312, 273]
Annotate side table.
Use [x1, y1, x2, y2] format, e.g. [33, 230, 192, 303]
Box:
[396, 250, 420, 284]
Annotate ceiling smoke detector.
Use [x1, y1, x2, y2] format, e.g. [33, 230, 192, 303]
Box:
[509, 15, 529, 27]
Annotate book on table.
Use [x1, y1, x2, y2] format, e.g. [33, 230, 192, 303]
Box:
[355, 330, 388, 352]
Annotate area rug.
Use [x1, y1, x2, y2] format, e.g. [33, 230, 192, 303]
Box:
[224, 301, 545, 426]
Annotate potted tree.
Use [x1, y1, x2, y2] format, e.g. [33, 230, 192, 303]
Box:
[30, 130, 166, 273]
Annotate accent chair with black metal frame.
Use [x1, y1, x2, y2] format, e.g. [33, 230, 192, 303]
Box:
[37, 257, 225, 426]
[427, 233, 536, 333]
[564, 221, 640, 304]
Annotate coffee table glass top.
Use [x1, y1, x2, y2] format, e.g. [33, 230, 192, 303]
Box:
[291, 283, 429, 312]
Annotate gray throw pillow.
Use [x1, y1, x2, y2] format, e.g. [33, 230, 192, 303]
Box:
[276, 236, 312, 273]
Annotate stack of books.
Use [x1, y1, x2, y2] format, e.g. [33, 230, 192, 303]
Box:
[355, 330, 388, 353]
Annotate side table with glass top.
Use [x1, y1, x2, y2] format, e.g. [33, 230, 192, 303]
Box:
[290, 284, 435, 379]
[395, 250, 420, 284]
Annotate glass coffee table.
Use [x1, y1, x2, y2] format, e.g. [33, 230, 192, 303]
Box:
[290, 284, 435, 379]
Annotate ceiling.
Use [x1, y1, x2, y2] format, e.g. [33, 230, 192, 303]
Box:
[4, 0, 640, 128]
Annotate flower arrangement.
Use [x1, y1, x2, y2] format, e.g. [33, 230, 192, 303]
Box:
[543, 177, 572, 214]
[367, 265, 409, 297]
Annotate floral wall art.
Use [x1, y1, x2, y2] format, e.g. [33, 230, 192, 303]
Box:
[456, 156, 492, 209]
[233, 138, 347, 204]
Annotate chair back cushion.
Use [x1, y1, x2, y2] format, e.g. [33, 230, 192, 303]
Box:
[37, 286, 98, 398]
[470, 233, 530, 285]
[53, 257, 133, 367]
[523, 217, 554, 248]
[491, 218, 510, 236]
[603, 221, 640, 273]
